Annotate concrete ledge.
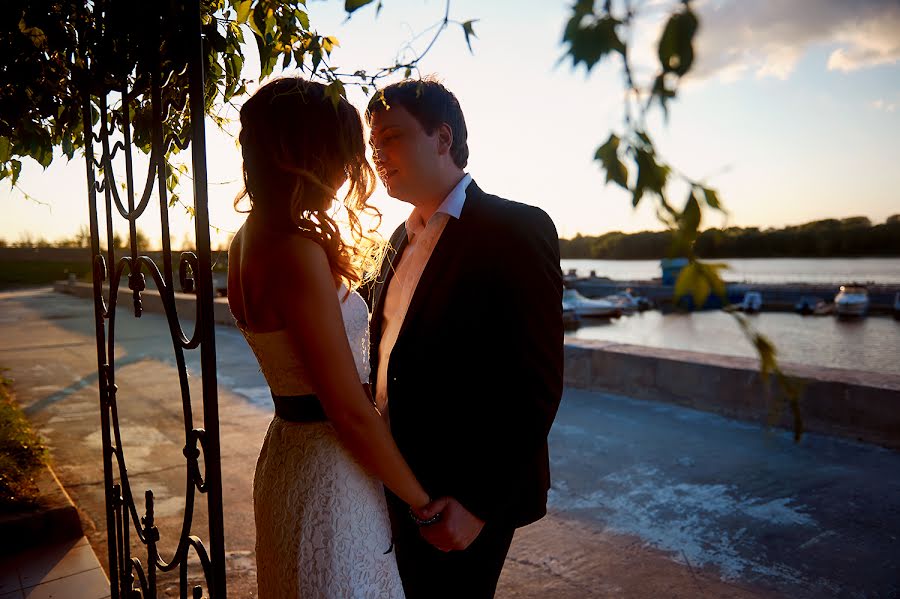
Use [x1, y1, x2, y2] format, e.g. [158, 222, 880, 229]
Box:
[54, 280, 236, 327]
[0, 466, 83, 555]
[565, 339, 900, 450]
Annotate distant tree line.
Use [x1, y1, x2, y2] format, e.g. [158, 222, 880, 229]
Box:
[0, 227, 184, 251]
[560, 215, 900, 260]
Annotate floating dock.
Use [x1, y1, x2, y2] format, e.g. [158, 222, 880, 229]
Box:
[565, 275, 900, 314]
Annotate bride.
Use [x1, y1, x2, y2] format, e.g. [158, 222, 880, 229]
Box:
[227, 77, 429, 598]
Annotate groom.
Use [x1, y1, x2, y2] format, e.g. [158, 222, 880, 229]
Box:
[365, 79, 564, 599]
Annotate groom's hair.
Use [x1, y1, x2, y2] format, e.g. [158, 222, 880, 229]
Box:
[366, 78, 469, 169]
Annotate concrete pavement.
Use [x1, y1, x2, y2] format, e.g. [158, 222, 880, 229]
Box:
[1, 287, 898, 598]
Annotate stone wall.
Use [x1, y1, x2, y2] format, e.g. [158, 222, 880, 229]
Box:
[565, 339, 900, 450]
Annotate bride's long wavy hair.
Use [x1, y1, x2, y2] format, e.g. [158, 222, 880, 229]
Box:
[235, 77, 382, 291]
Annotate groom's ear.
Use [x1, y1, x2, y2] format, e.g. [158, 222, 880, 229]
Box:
[436, 122, 454, 156]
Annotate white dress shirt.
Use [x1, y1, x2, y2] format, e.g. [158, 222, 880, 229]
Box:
[375, 173, 472, 411]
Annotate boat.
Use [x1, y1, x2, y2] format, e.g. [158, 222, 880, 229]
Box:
[795, 296, 825, 315]
[562, 295, 581, 329]
[602, 288, 653, 313]
[562, 288, 622, 318]
[834, 284, 869, 318]
[739, 291, 762, 313]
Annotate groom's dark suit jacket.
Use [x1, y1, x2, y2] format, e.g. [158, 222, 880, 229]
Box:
[366, 180, 564, 528]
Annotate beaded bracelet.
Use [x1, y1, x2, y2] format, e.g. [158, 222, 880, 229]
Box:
[408, 506, 442, 526]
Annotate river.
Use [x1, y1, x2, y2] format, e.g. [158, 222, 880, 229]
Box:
[560, 257, 900, 285]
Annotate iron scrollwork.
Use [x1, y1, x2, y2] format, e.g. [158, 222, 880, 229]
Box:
[80, 1, 227, 596]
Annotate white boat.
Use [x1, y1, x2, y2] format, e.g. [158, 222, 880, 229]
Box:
[602, 288, 653, 313]
[740, 291, 762, 313]
[562, 288, 622, 318]
[562, 295, 580, 328]
[834, 284, 869, 317]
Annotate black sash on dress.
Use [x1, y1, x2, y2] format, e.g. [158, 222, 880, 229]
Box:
[271, 393, 327, 422]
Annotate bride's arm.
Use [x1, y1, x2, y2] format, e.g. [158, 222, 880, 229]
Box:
[274, 234, 430, 511]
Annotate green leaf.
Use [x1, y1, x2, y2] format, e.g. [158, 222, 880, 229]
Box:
[0, 137, 10, 163]
[651, 74, 676, 121]
[702, 186, 722, 211]
[232, 53, 244, 77]
[673, 261, 712, 308]
[632, 148, 668, 207]
[680, 190, 702, 235]
[594, 134, 628, 189]
[324, 79, 346, 109]
[18, 18, 47, 49]
[249, 5, 265, 39]
[658, 8, 698, 76]
[674, 261, 699, 301]
[295, 9, 310, 30]
[345, 0, 376, 14]
[703, 263, 728, 300]
[323, 36, 339, 54]
[62, 136, 74, 159]
[564, 16, 624, 73]
[461, 20, 479, 54]
[10, 160, 22, 186]
[234, 0, 252, 24]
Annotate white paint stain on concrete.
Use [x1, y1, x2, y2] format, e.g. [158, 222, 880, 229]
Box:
[554, 424, 587, 437]
[549, 464, 819, 582]
[129, 482, 185, 519]
[83, 425, 174, 470]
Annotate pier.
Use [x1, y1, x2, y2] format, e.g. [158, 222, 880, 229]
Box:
[565, 274, 900, 314]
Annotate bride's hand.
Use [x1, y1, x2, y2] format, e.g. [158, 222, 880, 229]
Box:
[415, 497, 485, 552]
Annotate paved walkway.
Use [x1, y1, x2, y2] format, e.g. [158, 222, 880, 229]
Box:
[0, 537, 109, 599]
[2, 288, 898, 598]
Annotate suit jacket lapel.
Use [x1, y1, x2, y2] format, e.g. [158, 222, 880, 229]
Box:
[395, 182, 480, 343]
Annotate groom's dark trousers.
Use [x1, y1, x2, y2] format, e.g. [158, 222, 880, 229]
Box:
[367, 181, 564, 599]
[386, 492, 516, 599]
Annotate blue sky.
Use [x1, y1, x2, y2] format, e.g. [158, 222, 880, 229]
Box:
[2, 0, 899, 248]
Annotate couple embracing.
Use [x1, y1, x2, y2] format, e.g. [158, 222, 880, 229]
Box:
[228, 76, 563, 598]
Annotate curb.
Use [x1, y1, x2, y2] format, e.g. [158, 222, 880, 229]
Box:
[0, 463, 84, 555]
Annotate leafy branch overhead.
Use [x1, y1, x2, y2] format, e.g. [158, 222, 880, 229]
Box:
[562, 0, 803, 439]
[0, 0, 466, 204]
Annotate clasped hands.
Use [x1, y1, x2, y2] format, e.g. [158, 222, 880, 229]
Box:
[411, 497, 484, 552]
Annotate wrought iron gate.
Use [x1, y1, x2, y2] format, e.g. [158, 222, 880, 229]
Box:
[80, 1, 227, 596]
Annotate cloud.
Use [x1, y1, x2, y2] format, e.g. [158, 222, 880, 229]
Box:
[690, 0, 900, 81]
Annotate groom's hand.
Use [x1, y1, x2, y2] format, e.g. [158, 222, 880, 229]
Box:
[416, 497, 485, 552]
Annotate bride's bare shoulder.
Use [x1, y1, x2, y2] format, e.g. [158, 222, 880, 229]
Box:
[256, 232, 332, 290]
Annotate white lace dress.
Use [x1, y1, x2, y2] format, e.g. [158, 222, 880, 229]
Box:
[237, 286, 405, 599]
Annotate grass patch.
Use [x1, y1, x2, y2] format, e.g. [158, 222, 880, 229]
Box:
[0, 261, 92, 290]
[0, 370, 48, 510]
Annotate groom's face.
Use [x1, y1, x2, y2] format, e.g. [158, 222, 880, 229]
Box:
[369, 105, 441, 204]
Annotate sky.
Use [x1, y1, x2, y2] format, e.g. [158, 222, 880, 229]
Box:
[2, 0, 899, 249]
